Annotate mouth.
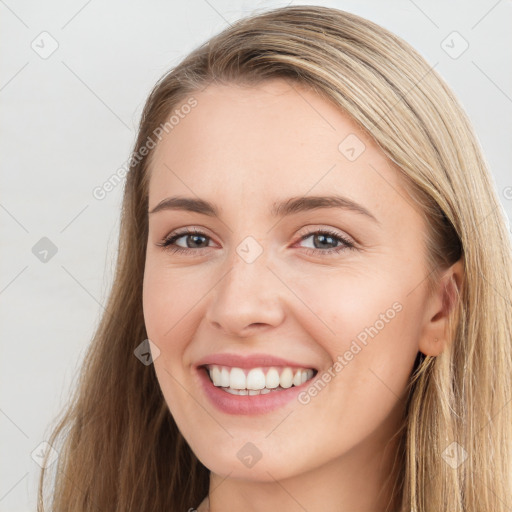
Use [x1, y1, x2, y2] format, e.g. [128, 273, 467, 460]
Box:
[201, 364, 318, 396]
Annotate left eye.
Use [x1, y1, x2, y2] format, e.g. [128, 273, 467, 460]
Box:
[297, 230, 354, 254]
[156, 228, 355, 256]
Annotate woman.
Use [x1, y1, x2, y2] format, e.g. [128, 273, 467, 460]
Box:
[38, 5, 512, 511]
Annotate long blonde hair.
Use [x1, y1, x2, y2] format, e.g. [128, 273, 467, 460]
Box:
[38, 6, 512, 511]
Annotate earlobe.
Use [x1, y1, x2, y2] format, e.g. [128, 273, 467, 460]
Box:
[418, 259, 464, 357]
[419, 336, 443, 357]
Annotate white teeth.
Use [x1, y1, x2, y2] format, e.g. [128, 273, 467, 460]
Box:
[229, 367, 246, 390]
[280, 367, 293, 388]
[224, 386, 286, 395]
[247, 368, 266, 390]
[292, 369, 303, 387]
[220, 367, 230, 387]
[265, 368, 280, 389]
[211, 366, 222, 386]
[206, 364, 316, 394]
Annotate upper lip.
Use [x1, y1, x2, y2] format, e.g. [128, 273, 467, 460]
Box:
[195, 353, 317, 370]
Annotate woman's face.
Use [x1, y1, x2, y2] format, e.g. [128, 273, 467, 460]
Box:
[142, 79, 445, 482]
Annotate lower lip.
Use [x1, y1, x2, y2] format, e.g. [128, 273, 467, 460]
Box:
[196, 367, 315, 416]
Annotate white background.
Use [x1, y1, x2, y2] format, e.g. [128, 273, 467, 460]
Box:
[1, 0, 511, 510]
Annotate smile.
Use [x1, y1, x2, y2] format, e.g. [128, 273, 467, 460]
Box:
[205, 365, 317, 395]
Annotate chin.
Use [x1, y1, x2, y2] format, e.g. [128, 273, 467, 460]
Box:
[193, 439, 312, 482]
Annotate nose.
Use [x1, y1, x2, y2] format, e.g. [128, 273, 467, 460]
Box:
[204, 251, 286, 338]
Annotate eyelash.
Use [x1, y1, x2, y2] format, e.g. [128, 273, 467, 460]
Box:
[156, 227, 356, 257]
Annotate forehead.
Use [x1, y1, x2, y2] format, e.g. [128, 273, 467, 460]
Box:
[147, 79, 416, 226]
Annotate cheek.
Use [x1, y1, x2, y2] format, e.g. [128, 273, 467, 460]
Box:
[291, 269, 420, 407]
[142, 261, 209, 340]
[290, 268, 407, 350]
[142, 262, 206, 426]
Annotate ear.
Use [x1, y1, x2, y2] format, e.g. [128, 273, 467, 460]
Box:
[418, 258, 464, 357]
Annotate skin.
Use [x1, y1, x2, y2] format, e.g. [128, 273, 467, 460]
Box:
[142, 78, 463, 512]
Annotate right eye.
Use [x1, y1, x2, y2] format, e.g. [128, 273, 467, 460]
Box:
[156, 228, 213, 254]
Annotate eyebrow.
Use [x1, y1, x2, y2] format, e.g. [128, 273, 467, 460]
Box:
[148, 195, 379, 224]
